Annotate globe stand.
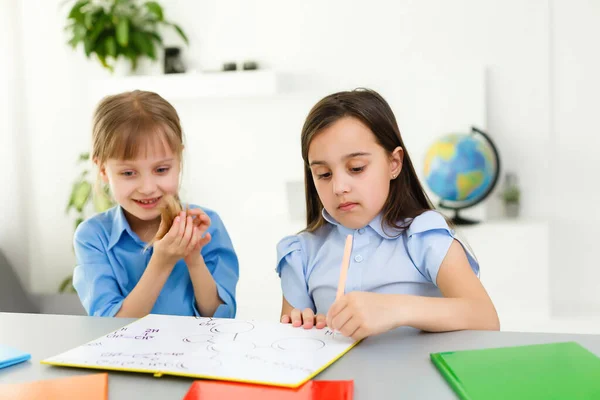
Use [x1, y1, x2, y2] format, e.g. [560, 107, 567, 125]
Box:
[449, 209, 479, 225]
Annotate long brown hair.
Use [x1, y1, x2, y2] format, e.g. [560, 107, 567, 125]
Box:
[301, 88, 434, 234]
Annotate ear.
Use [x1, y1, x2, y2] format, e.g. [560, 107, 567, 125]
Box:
[94, 158, 109, 184]
[389, 146, 404, 179]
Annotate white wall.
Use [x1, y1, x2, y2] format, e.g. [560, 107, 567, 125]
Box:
[12, 0, 600, 322]
[0, 0, 29, 288]
[17, 1, 108, 292]
[550, 0, 600, 314]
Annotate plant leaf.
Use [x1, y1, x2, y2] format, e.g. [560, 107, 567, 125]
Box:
[72, 23, 87, 43]
[67, 0, 89, 23]
[83, 37, 94, 57]
[68, 36, 80, 48]
[172, 23, 189, 45]
[97, 54, 110, 69]
[149, 31, 162, 44]
[104, 36, 117, 57]
[72, 181, 92, 212]
[144, 1, 164, 21]
[88, 13, 108, 44]
[84, 10, 94, 29]
[132, 30, 155, 59]
[93, 186, 114, 212]
[116, 17, 129, 47]
[58, 275, 75, 293]
[75, 217, 84, 230]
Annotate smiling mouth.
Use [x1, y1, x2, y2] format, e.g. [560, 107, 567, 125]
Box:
[134, 197, 161, 205]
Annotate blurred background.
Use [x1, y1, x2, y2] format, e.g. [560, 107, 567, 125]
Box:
[0, 0, 597, 333]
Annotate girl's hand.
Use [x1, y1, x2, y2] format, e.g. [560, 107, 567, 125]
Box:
[153, 212, 207, 265]
[281, 308, 327, 329]
[326, 292, 400, 340]
[183, 209, 212, 267]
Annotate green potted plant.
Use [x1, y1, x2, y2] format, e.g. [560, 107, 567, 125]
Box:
[501, 172, 521, 218]
[64, 0, 189, 73]
[60, 152, 115, 292]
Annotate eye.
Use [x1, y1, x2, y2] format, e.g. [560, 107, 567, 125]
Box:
[317, 172, 331, 180]
[350, 166, 365, 173]
[120, 171, 135, 177]
[156, 167, 170, 174]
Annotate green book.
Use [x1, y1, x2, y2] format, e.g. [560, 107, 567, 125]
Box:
[431, 341, 600, 400]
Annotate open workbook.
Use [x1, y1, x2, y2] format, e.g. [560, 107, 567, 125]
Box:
[42, 314, 358, 388]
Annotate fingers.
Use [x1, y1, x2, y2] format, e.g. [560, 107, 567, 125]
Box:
[165, 215, 182, 240]
[180, 215, 194, 247]
[285, 309, 323, 329]
[351, 327, 369, 341]
[330, 305, 352, 332]
[302, 308, 315, 329]
[176, 211, 187, 239]
[337, 315, 361, 338]
[187, 209, 211, 229]
[290, 308, 303, 327]
[186, 227, 200, 254]
[315, 314, 327, 329]
[326, 297, 347, 328]
[195, 232, 212, 251]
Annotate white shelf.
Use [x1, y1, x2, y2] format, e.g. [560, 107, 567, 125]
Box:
[87, 70, 278, 102]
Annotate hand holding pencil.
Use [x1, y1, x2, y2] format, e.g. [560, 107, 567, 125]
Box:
[327, 234, 398, 341]
[280, 234, 354, 330]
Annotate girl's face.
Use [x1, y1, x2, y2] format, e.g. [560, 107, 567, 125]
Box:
[308, 117, 403, 229]
[99, 137, 181, 227]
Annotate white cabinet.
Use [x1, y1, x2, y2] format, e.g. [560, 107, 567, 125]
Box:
[456, 219, 551, 330]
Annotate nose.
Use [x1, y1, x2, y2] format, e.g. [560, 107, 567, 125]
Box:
[332, 173, 350, 196]
[138, 175, 157, 195]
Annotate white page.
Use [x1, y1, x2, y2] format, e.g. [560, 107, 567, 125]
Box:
[42, 314, 358, 387]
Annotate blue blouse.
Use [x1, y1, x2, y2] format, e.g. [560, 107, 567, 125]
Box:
[73, 205, 239, 318]
[276, 210, 479, 314]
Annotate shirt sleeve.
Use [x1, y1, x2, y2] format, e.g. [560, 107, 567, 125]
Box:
[275, 235, 315, 312]
[406, 211, 480, 286]
[72, 221, 124, 317]
[198, 210, 239, 318]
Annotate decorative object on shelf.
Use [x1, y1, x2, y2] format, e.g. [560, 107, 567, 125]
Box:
[164, 46, 185, 74]
[64, 0, 189, 74]
[242, 60, 259, 70]
[501, 172, 521, 218]
[60, 152, 115, 293]
[423, 126, 501, 225]
[223, 62, 237, 71]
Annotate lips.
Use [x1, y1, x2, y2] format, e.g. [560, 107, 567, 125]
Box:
[338, 202, 357, 211]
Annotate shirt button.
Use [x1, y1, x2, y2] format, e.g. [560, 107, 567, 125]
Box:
[358, 228, 365, 234]
[354, 255, 363, 263]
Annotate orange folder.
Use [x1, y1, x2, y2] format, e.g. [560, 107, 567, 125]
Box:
[0, 373, 108, 400]
[183, 379, 353, 400]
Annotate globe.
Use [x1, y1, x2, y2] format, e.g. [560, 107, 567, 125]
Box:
[423, 127, 500, 224]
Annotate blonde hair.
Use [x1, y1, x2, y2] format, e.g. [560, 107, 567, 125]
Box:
[92, 90, 187, 246]
[92, 90, 184, 164]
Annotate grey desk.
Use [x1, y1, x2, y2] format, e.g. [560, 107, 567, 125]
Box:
[2, 313, 600, 399]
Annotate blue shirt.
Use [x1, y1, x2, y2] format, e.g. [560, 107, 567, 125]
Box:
[276, 210, 479, 315]
[73, 205, 239, 318]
